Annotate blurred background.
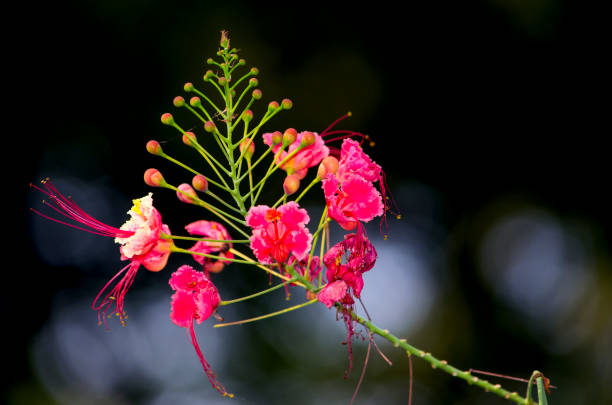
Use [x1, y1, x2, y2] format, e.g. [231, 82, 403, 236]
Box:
[13, 0, 610, 404]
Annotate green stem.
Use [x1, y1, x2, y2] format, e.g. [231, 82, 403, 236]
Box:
[205, 190, 243, 214]
[536, 377, 548, 405]
[158, 152, 231, 192]
[171, 246, 256, 265]
[214, 299, 317, 328]
[161, 234, 249, 244]
[220, 279, 296, 306]
[191, 87, 222, 114]
[294, 177, 321, 204]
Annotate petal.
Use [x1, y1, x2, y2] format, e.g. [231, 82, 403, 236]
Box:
[317, 280, 348, 308]
[246, 205, 271, 229]
[170, 290, 196, 328]
[278, 201, 310, 228]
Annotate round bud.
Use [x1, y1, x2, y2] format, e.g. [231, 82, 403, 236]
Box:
[177, 183, 198, 204]
[208, 261, 226, 274]
[207, 57, 214, 65]
[252, 89, 262, 100]
[204, 121, 216, 133]
[220, 62, 226, 69]
[190, 96, 202, 107]
[250, 67, 259, 75]
[243, 109, 253, 123]
[144, 168, 165, 187]
[281, 98, 293, 110]
[203, 70, 214, 81]
[231, 89, 236, 98]
[270, 131, 282, 145]
[317, 156, 339, 179]
[183, 82, 194, 92]
[182, 131, 197, 146]
[283, 175, 300, 196]
[282, 128, 297, 146]
[173, 96, 185, 107]
[268, 101, 280, 112]
[306, 290, 317, 301]
[146, 140, 162, 155]
[161, 113, 174, 126]
[239, 139, 255, 159]
[238, 59, 246, 66]
[218, 77, 228, 86]
[300, 132, 315, 147]
[249, 77, 258, 87]
[192, 174, 208, 192]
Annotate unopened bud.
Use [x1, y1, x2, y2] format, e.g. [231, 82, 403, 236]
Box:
[300, 132, 315, 147]
[177, 183, 198, 204]
[268, 101, 280, 112]
[249, 77, 258, 87]
[239, 139, 255, 159]
[218, 77, 227, 86]
[281, 98, 293, 110]
[161, 113, 174, 126]
[250, 67, 259, 75]
[173, 96, 185, 107]
[270, 131, 282, 145]
[317, 156, 339, 179]
[252, 89, 262, 100]
[283, 128, 297, 146]
[190, 97, 202, 107]
[207, 57, 215, 65]
[283, 175, 300, 196]
[220, 30, 229, 48]
[204, 121, 216, 133]
[146, 140, 163, 155]
[192, 174, 208, 192]
[184, 82, 194, 92]
[238, 59, 246, 66]
[182, 131, 197, 146]
[243, 109, 253, 123]
[144, 168, 165, 187]
[306, 290, 317, 301]
[203, 70, 214, 81]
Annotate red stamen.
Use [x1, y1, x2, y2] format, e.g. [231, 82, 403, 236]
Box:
[320, 112, 352, 137]
[188, 319, 231, 396]
[92, 261, 140, 328]
[31, 180, 133, 238]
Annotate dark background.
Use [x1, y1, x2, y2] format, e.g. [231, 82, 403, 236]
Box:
[12, 1, 611, 404]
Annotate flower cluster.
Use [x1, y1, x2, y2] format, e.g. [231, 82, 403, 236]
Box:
[31, 32, 392, 398]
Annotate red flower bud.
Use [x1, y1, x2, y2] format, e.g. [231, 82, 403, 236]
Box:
[144, 168, 165, 187]
[239, 139, 255, 159]
[192, 174, 208, 192]
[183, 82, 194, 92]
[281, 98, 293, 110]
[270, 131, 282, 145]
[252, 89, 262, 100]
[317, 156, 339, 179]
[243, 109, 254, 123]
[146, 140, 163, 155]
[283, 128, 297, 146]
[190, 97, 202, 107]
[249, 77, 259, 87]
[161, 113, 174, 125]
[204, 121, 216, 133]
[177, 183, 198, 204]
[173, 96, 185, 107]
[250, 67, 259, 75]
[283, 175, 300, 196]
[268, 101, 280, 111]
[300, 132, 315, 147]
[182, 131, 197, 146]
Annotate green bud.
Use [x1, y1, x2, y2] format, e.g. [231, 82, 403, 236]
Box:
[161, 113, 175, 126]
[173, 96, 185, 107]
[190, 97, 202, 107]
[281, 98, 293, 110]
[252, 89, 262, 100]
[146, 140, 163, 155]
[184, 82, 194, 92]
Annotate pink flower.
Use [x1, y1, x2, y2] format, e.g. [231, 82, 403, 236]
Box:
[322, 172, 384, 231]
[31, 180, 172, 326]
[263, 130, 329, 179]
[246, 202, 312, 265]
[169, 265, 230, 397]
[184, 220, 234, 274]
[336, 138, 381, 183]
[318, 233, 377, 306]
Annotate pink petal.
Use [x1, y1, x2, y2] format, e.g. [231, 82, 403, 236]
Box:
[278, 201, 310, 228]
[317, 280, 348, 308]
[245, 205, 271, 228]
[170, 290, 196, 328]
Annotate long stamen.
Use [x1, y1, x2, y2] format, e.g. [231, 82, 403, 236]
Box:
[92, 261, 140, 328]
[320, 112, 352, 136]
[31, 180, 133, 238]
[188, 319, 233, 397]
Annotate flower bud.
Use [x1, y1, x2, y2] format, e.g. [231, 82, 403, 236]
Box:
[249, 77, 258, 87]
[268, 101, 280, 112]
[220, 30, 229, 48]
[281, 98, 293, 110]
[238, 58, 246, 66]
[144, 168, 165, 187]
[243, 109, 253, 123]
[283, 128, 297, 146]
[250, 67, 259, 75]
[306, 290, 317, 301]
[146, 140, 163, 155]
[218, 77, 227, 86]
[300, 132, 315, 147]
[239, 139, 255, 159]
[270, 131, 282, 145]
[173, 96, 185, 107]
[177, 183, 198, 204]
[283, 175, 300, 196]
[182, 131, 197, 146]
[252, 89, 262, 100]
[161, 113, 174, 126]
[317, 156, 339, 179]
[203, 70, 214, 81]
[204, 121, 216, 133]
[183, 82, 194, 92]
[207, 57, 215, 65]
[192, 174, 208, 192]
[190, 96, 202, 108]
[208, 261, 225, 274]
